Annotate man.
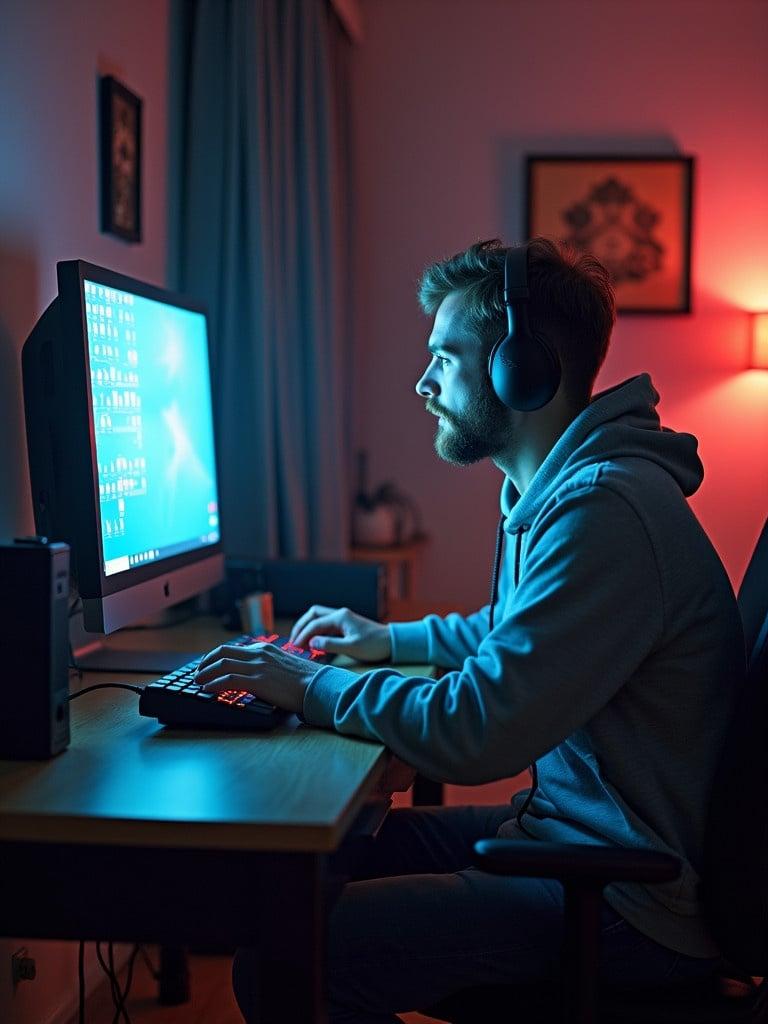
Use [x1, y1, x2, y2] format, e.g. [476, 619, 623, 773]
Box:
[196, 238, 745, 1022]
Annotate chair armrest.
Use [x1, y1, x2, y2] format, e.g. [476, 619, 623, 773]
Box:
[474, 839, 681, 887]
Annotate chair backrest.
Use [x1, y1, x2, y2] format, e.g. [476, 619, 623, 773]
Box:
[703, 516, 768, 974]
[739, 518, 768, 670]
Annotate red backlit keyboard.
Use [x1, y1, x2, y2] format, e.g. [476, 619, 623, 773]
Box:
[138, 634, 330, 731]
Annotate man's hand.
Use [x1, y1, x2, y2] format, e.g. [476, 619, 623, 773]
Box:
[289, 605, 391, 662]
[194, 641, 325, 714]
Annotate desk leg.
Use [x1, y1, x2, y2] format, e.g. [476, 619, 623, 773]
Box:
[412, 774, 444, 806]
[158, 945, 190, 1004]
[258, 853, 328, 1024]
[400, 558, 411, 601]
[387, 562, 398, 602]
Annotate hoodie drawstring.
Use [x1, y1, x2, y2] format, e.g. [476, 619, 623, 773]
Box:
[488, 515, 506, 632]
[486, 516, 538, 839]
[513, 526, 525, 588]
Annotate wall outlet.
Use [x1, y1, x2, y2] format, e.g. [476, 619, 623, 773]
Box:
[11, 948, 36, 987]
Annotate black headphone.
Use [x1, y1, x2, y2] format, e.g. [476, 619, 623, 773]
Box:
[487, 244, 561, 411]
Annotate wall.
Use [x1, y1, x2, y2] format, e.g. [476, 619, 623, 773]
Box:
[0, 1, 169, 1020]
[350, 0, 768, 611]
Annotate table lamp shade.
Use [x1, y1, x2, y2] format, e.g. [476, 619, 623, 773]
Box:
[752, 312, 768, 370]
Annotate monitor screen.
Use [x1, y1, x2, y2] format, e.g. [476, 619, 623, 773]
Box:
[83, 278, 220, 578]
[22, 261, 224, 641]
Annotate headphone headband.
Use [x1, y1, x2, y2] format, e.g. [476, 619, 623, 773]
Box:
[503, 246, 530, 303]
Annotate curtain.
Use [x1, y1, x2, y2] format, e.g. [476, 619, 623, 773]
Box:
[168, 0, 353, 559]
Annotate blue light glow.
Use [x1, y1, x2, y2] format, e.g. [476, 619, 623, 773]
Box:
[84, 280, 220, 576]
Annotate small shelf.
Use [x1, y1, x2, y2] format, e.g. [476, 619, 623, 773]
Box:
[349, 535, 430, 601]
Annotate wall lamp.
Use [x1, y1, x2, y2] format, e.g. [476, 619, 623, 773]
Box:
[751, 312, 768, 370]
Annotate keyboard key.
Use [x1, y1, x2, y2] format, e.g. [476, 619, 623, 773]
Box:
[137, 634, 296, 731]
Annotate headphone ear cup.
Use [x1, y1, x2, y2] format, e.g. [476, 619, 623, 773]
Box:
[489, 331, 561, 412]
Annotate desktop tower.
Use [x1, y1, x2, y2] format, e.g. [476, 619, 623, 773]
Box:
[0, 538, 71, 758]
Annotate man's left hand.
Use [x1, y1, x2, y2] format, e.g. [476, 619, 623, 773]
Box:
[195, 641, 326, 714]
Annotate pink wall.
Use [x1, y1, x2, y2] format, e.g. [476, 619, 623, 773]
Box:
[0, 4, 169, 1021]
[350, 0, 768, 610]
[0, 0, 170, 543]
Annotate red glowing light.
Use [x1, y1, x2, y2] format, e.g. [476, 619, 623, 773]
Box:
[216, 689, 249, 704]
[751, 313, 768, 369]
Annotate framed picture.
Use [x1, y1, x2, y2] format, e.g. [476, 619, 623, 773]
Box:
[100, 75, 142, 243]
[526, 155, 694, 314]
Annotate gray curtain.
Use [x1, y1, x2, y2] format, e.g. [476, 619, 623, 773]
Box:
[168, 0, 352, 559]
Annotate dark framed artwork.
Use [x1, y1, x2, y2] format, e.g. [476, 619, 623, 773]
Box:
[99, 75, 142, 243]
[526, 155, 694, 314]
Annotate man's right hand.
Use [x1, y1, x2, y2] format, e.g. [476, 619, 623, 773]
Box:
[289, 605, 391, 662]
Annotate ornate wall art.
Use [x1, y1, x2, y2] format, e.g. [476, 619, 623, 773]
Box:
[100, 75, 142, 243]
[526, 155, 694, 314]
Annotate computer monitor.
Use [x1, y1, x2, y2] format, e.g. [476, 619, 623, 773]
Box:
[22, 260, 224, 671]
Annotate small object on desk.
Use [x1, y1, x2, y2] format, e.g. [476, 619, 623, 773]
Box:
[237, 590, 275, 633]
[138, 634, 330, 730]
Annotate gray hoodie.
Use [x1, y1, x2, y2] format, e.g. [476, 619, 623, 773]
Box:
[304, 373, 746, 957]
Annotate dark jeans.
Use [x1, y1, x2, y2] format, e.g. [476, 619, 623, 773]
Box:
[232, 804, 720, 1023]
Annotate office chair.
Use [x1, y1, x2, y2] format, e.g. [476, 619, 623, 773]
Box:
[423, 516, 768, 1024]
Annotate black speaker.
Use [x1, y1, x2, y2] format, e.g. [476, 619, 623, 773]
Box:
[211, 558, 387, 629]
[0, 538, 71, 758]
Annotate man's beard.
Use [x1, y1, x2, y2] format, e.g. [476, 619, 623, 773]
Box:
[426, 385, 511, 466]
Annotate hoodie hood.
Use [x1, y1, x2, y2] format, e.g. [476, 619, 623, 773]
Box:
[501, 374, 703, 532]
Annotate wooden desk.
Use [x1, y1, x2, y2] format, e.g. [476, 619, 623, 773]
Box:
[0, 617, 435, 1023]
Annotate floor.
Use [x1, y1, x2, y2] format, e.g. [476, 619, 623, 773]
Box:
[85, 949, 442, 1023]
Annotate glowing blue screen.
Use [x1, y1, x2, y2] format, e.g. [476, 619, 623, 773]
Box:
[83, 279, 220, 577]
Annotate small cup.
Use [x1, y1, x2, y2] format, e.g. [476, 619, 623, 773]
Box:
[237, 591, 275, 634]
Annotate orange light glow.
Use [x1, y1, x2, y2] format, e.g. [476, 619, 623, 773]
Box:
[752, 313, 768, 369]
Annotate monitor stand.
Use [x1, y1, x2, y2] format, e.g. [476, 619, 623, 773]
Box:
[73, 646, 203, 674]
[71, 597, 208, 674]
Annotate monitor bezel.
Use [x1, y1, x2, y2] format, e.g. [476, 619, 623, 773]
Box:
[56, 259, 224, 606]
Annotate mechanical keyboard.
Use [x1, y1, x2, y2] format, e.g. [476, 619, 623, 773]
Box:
[138, 633, 330, 730]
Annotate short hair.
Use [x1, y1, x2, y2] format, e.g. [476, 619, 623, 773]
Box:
[417, 237, 616, 407]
